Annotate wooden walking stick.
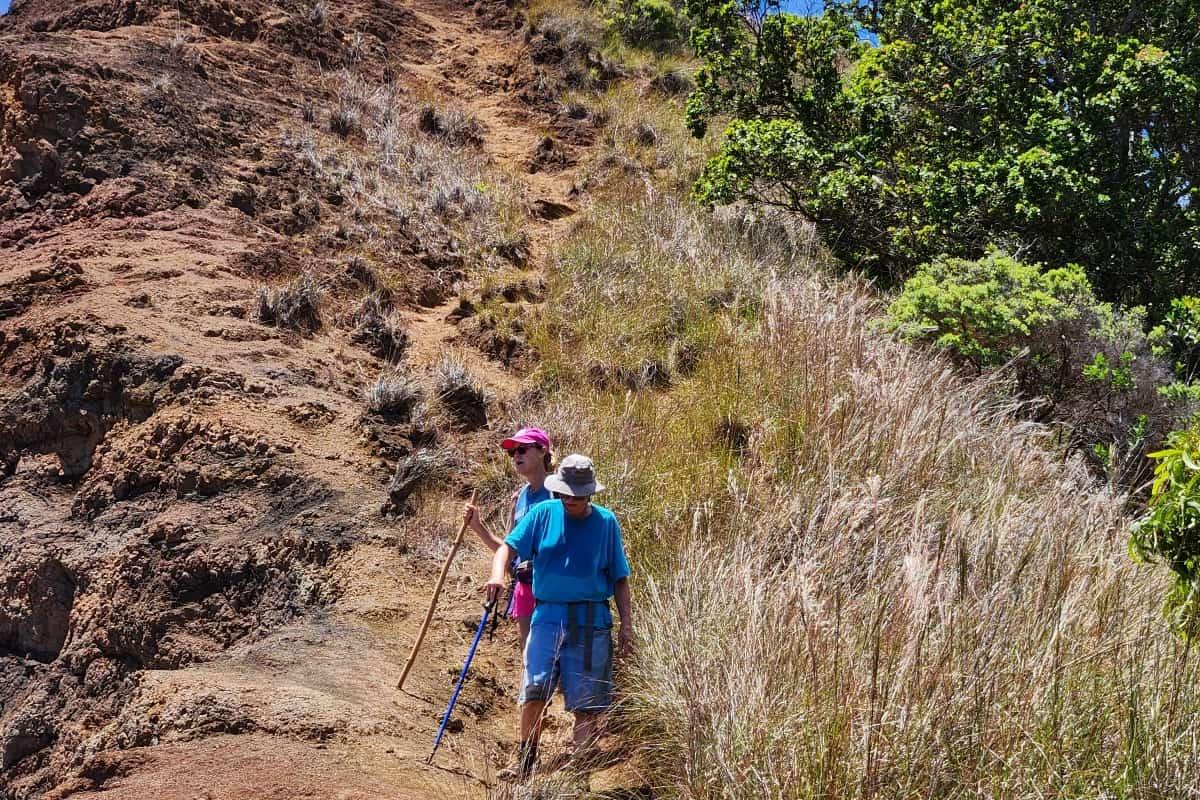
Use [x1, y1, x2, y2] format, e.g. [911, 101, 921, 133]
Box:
[397, 489, 477, 691]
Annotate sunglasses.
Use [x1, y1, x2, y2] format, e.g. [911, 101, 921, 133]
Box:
[553, 492, 591, 501]
[508, 444, 542, 457]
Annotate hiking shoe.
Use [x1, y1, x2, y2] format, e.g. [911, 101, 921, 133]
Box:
[565, 745, 605, 773]
[496, 743, 537, 782]
[495, 763, 523, 783]
[541, 745, 604, 774]
[495, 760, 532, 783]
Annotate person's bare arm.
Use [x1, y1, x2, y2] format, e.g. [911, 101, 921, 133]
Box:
[485, 543, 515, 604]
[614, 577, 633, 656]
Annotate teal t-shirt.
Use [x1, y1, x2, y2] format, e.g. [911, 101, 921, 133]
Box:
[513, 484, 551, 527]
[504, 500, 631, 626]
[509, 484, 551, 576]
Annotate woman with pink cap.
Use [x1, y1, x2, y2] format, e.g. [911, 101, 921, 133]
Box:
[464, 426, 553, 644]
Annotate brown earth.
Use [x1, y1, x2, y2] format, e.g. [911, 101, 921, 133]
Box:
[0, 0, 637, 796]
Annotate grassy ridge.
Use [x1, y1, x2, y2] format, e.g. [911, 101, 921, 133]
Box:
[509, 6, 1200, 794]
[536, 190, 1200, 798]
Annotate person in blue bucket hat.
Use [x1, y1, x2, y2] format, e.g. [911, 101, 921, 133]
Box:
[484, 454, 633, 781]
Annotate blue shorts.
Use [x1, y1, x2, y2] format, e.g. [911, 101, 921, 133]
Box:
[519, 620, 613, 713]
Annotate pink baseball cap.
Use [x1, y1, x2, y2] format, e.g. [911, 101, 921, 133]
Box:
[501, 426, 552, 451]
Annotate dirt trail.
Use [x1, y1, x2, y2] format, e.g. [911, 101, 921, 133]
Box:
[397, 0, 579, 379]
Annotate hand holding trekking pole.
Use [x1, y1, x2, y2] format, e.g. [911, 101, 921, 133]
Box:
[483, 571, 507, 605]
[483, 542, 512, 605]
[484, 579, 505, 604]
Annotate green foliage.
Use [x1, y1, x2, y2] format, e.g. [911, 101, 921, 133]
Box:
[1084, 351, 1136, 393]
[607, 0, 687, 50]
[684, 2, 857, 139]
[1094, 412, 1150, 482]
[684, 0, 1200, 309]
[886, 250, 1091, 371]
[887, 251, 1178, 484]
[1159, 381, 1200, 405]
[1150, 295, 1200, 382]
[1131, 427, 1200, 637]
[1148, 296, 1200, 402]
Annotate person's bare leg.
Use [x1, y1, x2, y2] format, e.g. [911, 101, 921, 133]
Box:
[572, 711, 602, 753]
[518, 616, 531, 647]
[520, 699, 548, 744]
[498, 700, 549, 781]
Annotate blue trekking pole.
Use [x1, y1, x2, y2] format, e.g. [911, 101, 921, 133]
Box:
[427, 600, 496, 764]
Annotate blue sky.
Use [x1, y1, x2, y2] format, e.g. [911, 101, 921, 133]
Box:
[0, 1, 10, 14]
[779, 0, 827, 12]
[777, 0, 880, 43]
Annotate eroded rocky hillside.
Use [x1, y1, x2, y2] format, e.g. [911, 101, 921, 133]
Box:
[0, 0, 599, 795]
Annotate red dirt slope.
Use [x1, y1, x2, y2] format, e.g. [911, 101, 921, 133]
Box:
[0, 0, 605, 796]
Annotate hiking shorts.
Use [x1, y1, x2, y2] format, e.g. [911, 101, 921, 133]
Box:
[519, 620, 613, 713]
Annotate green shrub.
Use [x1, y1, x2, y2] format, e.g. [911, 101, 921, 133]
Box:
[1150, 295, 1200, 401]
[885, 250, 1092, 371]
[1151, 295, 1200, 377]
[1131, 427, 1200, 637]
[608, 0, 686, 50]
[886, 250, 1177, 483]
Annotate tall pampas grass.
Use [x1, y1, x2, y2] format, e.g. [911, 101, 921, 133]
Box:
[527, 186, 1200, 798]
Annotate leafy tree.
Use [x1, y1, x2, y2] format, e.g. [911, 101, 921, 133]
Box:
[684, 0, 1200, 311]
[1131, 427, 1200, 637]
[1151, 296, 1200, 380]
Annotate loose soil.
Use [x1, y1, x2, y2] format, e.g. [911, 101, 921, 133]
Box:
[0, 0, 631, 796]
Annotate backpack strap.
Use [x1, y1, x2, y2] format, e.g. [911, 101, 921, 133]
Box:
[566, 601, 598, 673]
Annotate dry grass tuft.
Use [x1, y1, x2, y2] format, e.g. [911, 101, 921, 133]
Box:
[166, 32, 202, 70]
[648, 65, 693, 96]
[345, 255, 378, 289]
[364, 370, 422, 418]
[417, 104, 486, 148]
[388, 448, 458, 509]
[308, 0, 329, 27]
[351, 291, 408, 361]
[528, 0, 605, 56]
[486, 770, 586, 799]
[343, 31, 369, 66]
[256, 271, 324, 333]
[435, 353, 490, 430]
[329, 103, 361, 138]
